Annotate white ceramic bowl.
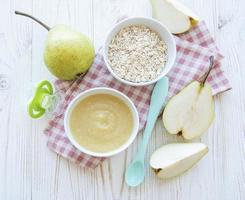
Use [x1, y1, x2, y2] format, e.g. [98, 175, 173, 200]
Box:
[64, 87, 139, 157]
[103, 17, 176, 86]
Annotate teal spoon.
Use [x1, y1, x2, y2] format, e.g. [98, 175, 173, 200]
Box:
[125, 77, 169, 187]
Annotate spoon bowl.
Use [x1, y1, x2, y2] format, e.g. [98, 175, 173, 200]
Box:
[125, 160, 145, 187]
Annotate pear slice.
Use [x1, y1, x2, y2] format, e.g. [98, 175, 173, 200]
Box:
[162, 56, 215, 140]
[151, 0, 199, 34]
[150, 143, 208, 179]
[167, 0, 199, 26]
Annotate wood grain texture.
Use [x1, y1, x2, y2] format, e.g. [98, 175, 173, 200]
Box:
[0, 0, 244, 199]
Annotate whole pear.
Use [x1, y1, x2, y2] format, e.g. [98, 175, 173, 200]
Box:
[44, 25, 95, 80]
[15, 11, 95, 80]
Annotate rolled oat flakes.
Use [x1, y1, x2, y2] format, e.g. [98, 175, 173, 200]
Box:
[108, 25, 168, 83]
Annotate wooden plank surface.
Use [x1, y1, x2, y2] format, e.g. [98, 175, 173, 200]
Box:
[0, 0, 244, 199]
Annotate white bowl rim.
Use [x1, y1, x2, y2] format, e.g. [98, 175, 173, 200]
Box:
[64, 87, 139, 157]
[103, 16, 176, 86]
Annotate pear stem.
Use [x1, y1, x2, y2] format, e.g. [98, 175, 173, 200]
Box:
[202, 56, 214, 85]
[15, 10, 50, 31]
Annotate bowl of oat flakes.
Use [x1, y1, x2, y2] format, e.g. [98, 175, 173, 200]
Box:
[103, 17, 176, 86]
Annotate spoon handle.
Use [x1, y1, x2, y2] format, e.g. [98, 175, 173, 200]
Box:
[136, 77, 169, 160]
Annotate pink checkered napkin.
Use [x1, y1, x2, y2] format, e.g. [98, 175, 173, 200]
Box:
[44, 21, 231, 169]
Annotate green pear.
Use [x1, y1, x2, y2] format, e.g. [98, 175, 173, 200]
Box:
[15, 11, 95, 80]
[162, 56, 215, 140]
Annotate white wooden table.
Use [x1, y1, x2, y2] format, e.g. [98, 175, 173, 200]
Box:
[0, 0, 244, 199]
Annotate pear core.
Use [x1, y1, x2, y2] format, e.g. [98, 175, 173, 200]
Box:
[44, 25, 95, 80]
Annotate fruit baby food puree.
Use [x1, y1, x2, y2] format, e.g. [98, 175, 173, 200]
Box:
[70, 94, 134, 153]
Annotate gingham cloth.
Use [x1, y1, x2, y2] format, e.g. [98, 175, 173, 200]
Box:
[44, 21, 231, 169]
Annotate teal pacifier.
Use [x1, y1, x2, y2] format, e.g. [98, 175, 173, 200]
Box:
[28, 80, 59, 119]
